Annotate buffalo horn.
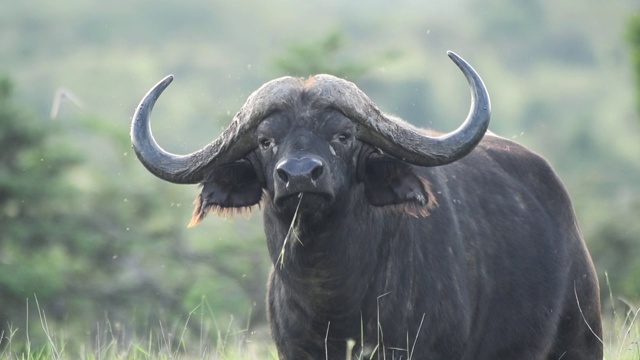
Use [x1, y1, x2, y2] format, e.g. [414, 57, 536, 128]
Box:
[310, 51, 491, 167]
[130, 75, 301, 184]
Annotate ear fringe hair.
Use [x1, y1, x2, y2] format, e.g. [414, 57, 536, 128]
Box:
[382, 176, 438, 218]
[187, 193, 264, 228]
[414, 175, 438, 217]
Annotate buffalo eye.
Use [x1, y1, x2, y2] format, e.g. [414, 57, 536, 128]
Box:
[259, 137, 272, 149]
[335, 133, 352, 144]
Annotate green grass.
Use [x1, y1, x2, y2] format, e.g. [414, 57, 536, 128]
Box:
[0, 318, 278, 360]
[604, 309, 640, 360]
[0, 294, 637, 359]
[0, 297, 277, 360]
[603, 274, 640, 360]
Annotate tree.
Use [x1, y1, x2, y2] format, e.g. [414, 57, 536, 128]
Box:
[587, 15, 640, 305]
[0, 77, 84, 336]
[0, 77, 194, 347]
[0, 75, 273, 353]
[628, 14, 640, 114]
[272, 30, 399, 79]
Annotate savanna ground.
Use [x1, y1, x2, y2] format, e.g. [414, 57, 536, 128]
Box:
[1, 291, 637, 360]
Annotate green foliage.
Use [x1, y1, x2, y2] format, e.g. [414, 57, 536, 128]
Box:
[272, 30, 400, 79]
[587, 13, 640, 306]
[628, 14, 640, 114]
[0, 77, 268, 348]
[590, 201, 640, 301]
[0, 77, 83, 332]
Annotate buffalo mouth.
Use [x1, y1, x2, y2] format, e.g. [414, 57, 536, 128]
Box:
[274, 191, 334, 214]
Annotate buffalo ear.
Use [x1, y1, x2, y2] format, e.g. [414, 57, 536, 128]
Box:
[362, 154, 436, 217]
[189, 160, 263, 227]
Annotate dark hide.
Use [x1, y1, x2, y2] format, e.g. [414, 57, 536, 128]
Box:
[192, 96, 602, 359]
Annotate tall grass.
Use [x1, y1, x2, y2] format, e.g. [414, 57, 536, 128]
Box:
[604, 309, 639, 360]
[0, 291, 637, 359]
[0, 297, 277, 360]
[603, 274, 640, 360]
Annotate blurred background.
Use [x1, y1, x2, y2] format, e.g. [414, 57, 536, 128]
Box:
[1, 0, 639, 357]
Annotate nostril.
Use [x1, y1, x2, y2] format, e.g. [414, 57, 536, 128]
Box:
[277, 168, 289, 183]
[276, 157, 324, 186]
[311, 164, 323, 181]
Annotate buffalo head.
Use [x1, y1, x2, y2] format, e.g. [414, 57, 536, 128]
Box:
[131, 52, 490, 227]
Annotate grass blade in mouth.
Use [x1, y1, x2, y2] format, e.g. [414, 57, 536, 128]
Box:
[277, 193, 304, 268]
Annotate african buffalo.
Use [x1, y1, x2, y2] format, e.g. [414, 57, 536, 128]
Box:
[130, 52, 602, 359]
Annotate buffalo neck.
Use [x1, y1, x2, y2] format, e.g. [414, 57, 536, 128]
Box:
[262, 190, 395, 318]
